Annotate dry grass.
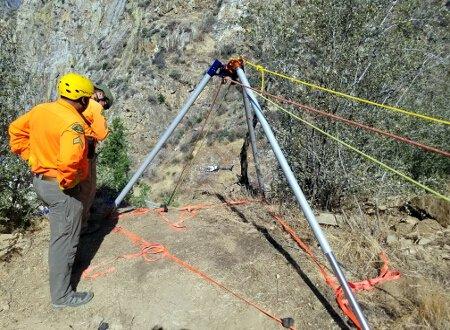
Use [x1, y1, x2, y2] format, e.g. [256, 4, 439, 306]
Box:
[417, 289, 450, 329]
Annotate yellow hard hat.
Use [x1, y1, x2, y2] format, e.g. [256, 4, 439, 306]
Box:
[58, 72, 94, 100]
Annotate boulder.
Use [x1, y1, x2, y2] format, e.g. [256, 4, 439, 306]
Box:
[392, 215, 420, 236]
[408, 196, 450, 228]
[395, 220, 416, 236]
[417, 237, 433, 246]
[404, 216, 419, 226]
[316, 212, 338, 226]
[413, 219, 442, 237]
[399, 238, 414, 250]
[386, 234, 398, 245]
[404, 218, 442, 245]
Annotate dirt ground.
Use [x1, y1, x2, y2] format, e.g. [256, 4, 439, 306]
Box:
[1, 192, 346, 330]
[1, 185, 449, 330]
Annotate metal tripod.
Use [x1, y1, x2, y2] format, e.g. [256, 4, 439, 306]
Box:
[114, 59, 370, 330]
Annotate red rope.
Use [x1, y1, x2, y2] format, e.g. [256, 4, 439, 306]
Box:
[228, 78, 450, 158]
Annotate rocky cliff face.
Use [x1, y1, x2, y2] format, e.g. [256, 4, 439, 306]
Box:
[2, 0, 249, 162]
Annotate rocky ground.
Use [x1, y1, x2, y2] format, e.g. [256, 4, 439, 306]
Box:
[1, 169, 449, 329]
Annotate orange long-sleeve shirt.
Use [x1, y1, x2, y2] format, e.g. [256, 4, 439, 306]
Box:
[8, 99, 88, 189]
[82, 99, 109, 142]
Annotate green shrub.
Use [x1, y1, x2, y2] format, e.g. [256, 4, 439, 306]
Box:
[157, 93, 166, 104]
[129, 182, 151, 207]
[243, 0, 450, 209]
[152, 49, 166, 69]
[97, 117, 131, 195]
[169, 69, 181, 80]
[0, 20, 38, 233]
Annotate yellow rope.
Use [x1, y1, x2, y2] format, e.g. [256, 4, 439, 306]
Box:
[244, 59, 450, 126]
[253, 90, 450, 203]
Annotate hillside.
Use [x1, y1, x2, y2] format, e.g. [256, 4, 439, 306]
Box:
[1, 1, 449, 329]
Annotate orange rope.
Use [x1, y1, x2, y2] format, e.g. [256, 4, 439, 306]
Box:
[83, 223, 294, 329]
[270, 213, 401, 329]
[165, 253, 293, 329]
[117, 200, 254, 230]
[82, 263, 116, 280]
[81, 225, 166, 280]
[153, 199, 254, 230]
[86, 199, 400, 329]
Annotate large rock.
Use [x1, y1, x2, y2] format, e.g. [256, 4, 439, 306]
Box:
[408, 196, 450, 228]
[411, 219, 442, 237]
[316, 212, 339, 226]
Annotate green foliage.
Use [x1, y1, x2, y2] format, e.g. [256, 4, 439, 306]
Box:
[244, 0, 450, 209]
[0, 19, 38, 233]
[97, 117, 131, 193]
[169, 69, 181, 80]
[157, 93, 166, 104]
[128, 182, 151, 207]
[0, 157, 38, 233]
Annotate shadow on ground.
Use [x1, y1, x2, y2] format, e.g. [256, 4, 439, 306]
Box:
[71, 184, 134, 289]
[215, 193, 350, 330]
[71, 202, 119, 290]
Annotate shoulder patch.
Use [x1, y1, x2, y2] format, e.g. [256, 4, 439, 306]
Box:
[71, 123, 84, 134]
[73, 136, 82, 145]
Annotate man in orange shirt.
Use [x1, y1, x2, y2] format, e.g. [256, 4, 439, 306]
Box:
[79, 84, 114, 235]
[8, 73, 95, 308]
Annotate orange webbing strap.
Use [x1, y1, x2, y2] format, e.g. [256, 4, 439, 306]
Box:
[270, 213, 401, 329]
[153, 199, 254, 230]
[81, 225, 167, 279]
[84, 224, 295, 329]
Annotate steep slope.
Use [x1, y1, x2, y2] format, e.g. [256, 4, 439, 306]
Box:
[6, 0, 248, 164]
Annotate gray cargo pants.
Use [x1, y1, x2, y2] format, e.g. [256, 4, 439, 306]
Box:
[33, 176, 83, 304]
[79, 158, 97, 227]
